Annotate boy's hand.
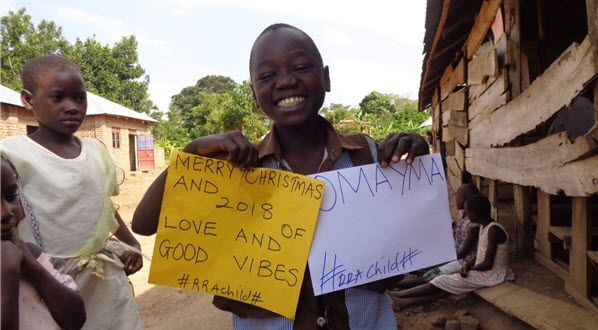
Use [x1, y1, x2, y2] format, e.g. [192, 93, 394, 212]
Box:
[378, 132, 429, 168]
[183, 131, 258, 170]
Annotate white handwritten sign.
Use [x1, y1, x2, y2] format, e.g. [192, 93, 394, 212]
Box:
[307, 154, 456, 295]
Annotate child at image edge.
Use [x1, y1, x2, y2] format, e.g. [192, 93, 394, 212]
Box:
[1, 157, 86, 329]
[133, 23, 430, 330]
[1, 55, 143, 329]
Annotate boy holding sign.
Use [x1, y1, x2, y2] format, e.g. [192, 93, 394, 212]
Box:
[133, 23, 429, 329]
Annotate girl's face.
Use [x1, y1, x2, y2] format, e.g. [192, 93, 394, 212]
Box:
[25, 68, 87, 136]
[1, 160, 25, 240]
[464, 203, 478, 224]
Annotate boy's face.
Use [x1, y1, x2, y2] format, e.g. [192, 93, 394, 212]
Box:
[250, 28, 330, 127]
[22, 68, 87, 136]
[1, 161, 24, 240]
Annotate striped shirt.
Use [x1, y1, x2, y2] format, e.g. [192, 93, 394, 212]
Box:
[233, 137, 397, 330]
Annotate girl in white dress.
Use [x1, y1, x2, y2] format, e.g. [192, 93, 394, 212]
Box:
[2, 55, 143, 329]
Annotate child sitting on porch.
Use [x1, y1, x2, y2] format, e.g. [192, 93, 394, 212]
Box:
[391, 194, 509, 309]
[395, 183, 481, 289]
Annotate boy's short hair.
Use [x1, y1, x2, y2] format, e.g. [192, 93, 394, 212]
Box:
[21, 55, 82, 93]
[464, 194, 491, 218]
[458, 183, 480, 199]
[249, 23, 324, 75]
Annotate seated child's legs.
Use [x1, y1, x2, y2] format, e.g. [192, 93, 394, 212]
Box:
[437, 260, 463, 275]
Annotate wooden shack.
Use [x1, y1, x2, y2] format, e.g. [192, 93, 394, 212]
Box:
[420, 0, 598, 312]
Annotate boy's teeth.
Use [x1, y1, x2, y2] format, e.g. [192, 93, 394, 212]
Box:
[277, 96, 305, 108]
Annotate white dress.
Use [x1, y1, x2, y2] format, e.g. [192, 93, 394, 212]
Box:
[2, 135, 142, 330]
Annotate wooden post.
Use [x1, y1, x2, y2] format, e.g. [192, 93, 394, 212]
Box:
[565, 197, 592, 309]
[505, 0, 521, 99]
[594, 81, 598, 123]
[514, 185, 533, 257]
[587, 0, 598, 47]
[475, 176, 483, 192]
[489, 179, 499, 220]
[536, 190, 551, 258]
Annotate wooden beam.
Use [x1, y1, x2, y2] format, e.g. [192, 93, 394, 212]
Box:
[432, 86, 440, 109]
[448, 125, 468, 146]
[565, 282, 598, 312]
[475, 282, 598, 329]
[441, 89, 467, 112]
[468, 49, 499, 85]
[587, 0, 598, 47]
[468, 74, 508, 125]
[441, 59, 466, 101]
[421, 0, 452, 94]
[447, 155, 463, 191]
[445, 140, 455, 156]
[442, 112, 467, 129]
[536, 190, 552, 259]
[469, 75, 497, 102]
[470, 36, 598, 147]
[475, 175, 483, 191]
[535, 252, 568, 281]
[489, 179, 498, 220]
[466, 127, 598, 196]
[442, 128, 454, 142]
[505, 0, 522, 99]
[450, 111, 468, 127]
[454, 141, 465, 171]
[464, 0, 504, 59]
[514, 184, 533, 257]
[594, 81, 598, 123]
[567, 197, 590, 301]
[430, 34, 468, 61]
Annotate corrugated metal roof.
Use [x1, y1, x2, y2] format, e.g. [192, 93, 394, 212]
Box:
[1, 84, 157, 122]
[0, 85, 23, 106]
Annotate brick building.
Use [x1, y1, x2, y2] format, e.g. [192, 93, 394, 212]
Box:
[1, 85, 165, 173]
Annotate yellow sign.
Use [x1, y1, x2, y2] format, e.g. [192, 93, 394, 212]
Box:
[148, 151, 324, 319]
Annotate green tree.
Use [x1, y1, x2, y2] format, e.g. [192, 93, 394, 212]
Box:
[164, 77, 268, 148]
[67, 35, 154, 113]
[195, 75, 237, 94]
[387, 93, 418, 112]
[320, 103, 355, 125]
[359, 91, 398, 115]
[1, 8, 70, 91]
[170, 75, 241, 128]
[1, 8, 156, 113]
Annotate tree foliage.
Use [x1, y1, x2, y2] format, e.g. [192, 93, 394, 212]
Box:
[359, 91, 399, 115]
[154, 77, 269, 156]
[1, 8, 70, 91]
[0, 7, 155, 113]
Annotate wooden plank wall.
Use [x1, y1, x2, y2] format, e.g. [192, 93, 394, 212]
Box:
[469, 36, 598, 148]
[429, 0, 598, 311]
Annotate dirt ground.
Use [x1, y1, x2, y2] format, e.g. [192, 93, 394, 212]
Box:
[115, 169, 544, 329]
[113, 169, 233, 330]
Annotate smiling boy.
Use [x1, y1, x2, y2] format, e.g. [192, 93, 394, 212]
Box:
[133, 23, 429, 329]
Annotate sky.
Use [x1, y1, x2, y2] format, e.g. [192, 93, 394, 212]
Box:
[3, 1, 426, 112]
